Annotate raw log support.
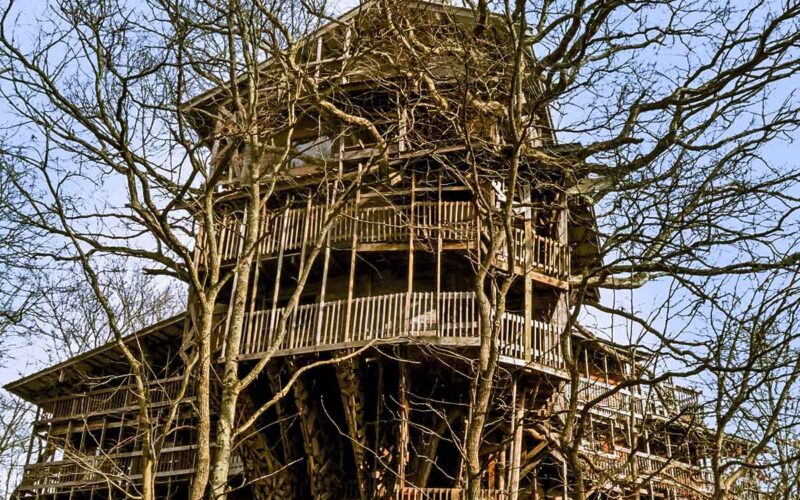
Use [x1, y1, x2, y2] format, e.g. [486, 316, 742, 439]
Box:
[292, 366, 343, 499]
[238, 291, 564, 370]
[335, 357, 370, 499]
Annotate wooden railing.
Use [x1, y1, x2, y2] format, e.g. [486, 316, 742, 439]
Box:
[238, 291, 564, 370]
[583, 448, 764, 497]
[496, 226, 570, 279]
[213, 200, 568, 280]
[584, 448, 708, 493]
[18, 446, 196, 492]
[396, 487, 505, 500]
[37, 376, 190, 423]
[575, 377, 700, 418]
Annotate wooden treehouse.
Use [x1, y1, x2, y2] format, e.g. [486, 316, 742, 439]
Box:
[5, 2, 764, 499]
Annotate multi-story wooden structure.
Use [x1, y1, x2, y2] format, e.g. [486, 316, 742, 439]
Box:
[5, 2, 762, 499]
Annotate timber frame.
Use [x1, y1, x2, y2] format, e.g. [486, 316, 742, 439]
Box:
[6, 1, 765, 499]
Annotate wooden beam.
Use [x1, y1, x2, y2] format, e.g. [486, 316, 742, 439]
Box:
[404, 172, 415, 332]
[398, 358, 410, 487]
[509, 379, 526, 500]
[344, 165, 362, 343]
[268, 210, 289, 344]
[524, 217, 533, 363]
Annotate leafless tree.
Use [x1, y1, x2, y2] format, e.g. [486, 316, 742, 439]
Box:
[1, 0, 800, 499]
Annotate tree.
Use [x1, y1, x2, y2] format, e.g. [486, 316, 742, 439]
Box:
[2, 0, 800, 499]
[0, 0, 391, 497]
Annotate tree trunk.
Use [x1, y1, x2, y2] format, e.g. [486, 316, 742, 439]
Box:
[293, 368, 343, 498]
[335, 356, 369, 499]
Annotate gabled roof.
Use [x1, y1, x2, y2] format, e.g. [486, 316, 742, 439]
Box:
[5, 313, 186, 403]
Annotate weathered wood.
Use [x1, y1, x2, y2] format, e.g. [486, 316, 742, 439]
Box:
[292, 365, 343, 499]
[344, 166, 362, 343]
[398, 357, 410, 488]
[335, 356, 370, 500]
[508, 380, 526, 500]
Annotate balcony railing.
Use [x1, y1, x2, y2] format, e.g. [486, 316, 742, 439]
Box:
[17, 446, 196, 492]
[396, 487, 504, 499]
[584, 448, 764, 498]
[575, 377, 700, 418]
[37, 376, 191, 423]
[237, 291, 564, 370]
[496, 225, 570, 280]
[584, 448, 708, 494]
[213, 200, 569, 280]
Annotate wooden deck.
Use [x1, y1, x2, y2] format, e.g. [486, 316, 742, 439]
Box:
[584, 448, 763, 499]
[17, 446, 196, 494]
[396, 487, 504, 499]
[35, 376, 189, 423]
[236, 291, 565, 371]
[575, 376, 700, 419]
[214, 200, 569, 282]
[585, 448, 709, 494]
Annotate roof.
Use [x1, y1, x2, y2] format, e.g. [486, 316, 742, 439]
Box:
[5, 313, 186, 403]
[182, 0, 505, 137]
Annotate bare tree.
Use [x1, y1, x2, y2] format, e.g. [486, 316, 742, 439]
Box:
[2, 0, 800, 499]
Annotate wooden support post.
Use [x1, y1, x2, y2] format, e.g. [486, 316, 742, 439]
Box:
[498, 442, 506, 493]
[436, 173, 443, 335]
[397, 92, 407, 153]
[314, 36, 323, 81]
[405, 173, 415, 333]
[509, 379, 525, 500]
[299, 197, 313, 272]
[373, 360, 384, 480]
[524, 216, 533, 363]
[245, 206, 263, 352]
[341, 25, 352, 85]
[24, 407, 41, 465]
[221, 209, 247, 358]
[269, 210, 289, 336]
[507, 379, 517, 491]
[344, 165, 362, 342]
[398, 359, 409, 488]
[316, 195, 333, 345]
[290, 196, 314, 341]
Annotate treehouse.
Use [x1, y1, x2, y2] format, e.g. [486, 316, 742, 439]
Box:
[5, 1, 764, 499]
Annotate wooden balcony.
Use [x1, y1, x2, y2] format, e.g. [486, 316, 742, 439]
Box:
[36, 376, 190, 423]
[584, 448, 763, 498]
[214, 200, 569, 282]
[584, 448, 709, 494]
[396, 487, 504, 499]
[17, 446, 196, 494]
[575, 377, 700, 419]
[237, 291, 565, 371]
